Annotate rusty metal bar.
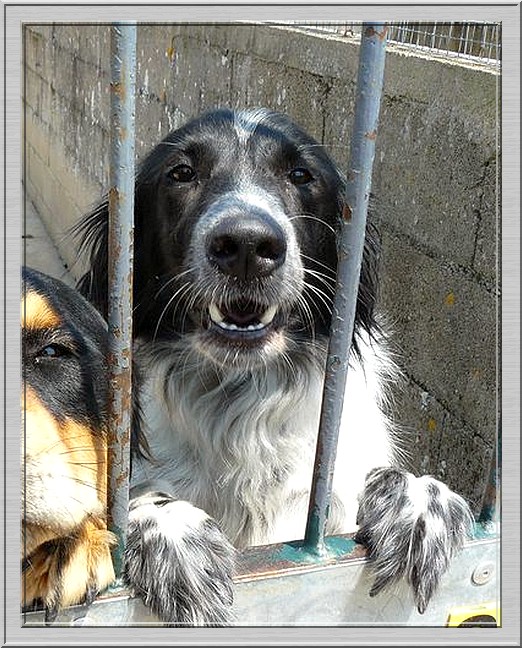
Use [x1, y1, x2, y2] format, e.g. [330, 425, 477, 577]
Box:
[478, 432, 500, 525]
[107, 22, 137, 577]
[304, 23, 388, 555]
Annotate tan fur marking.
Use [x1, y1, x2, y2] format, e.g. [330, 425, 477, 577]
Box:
[22, 389, 113, 609]
[61, 417, 109, 508]
[21, 289, 114, 611]
[22, 290, 61, 330]
[23, 388, 108, 543]
[22, 519, 116, 609]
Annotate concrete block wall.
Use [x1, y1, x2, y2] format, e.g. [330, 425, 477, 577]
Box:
[23, 23, 499, 515]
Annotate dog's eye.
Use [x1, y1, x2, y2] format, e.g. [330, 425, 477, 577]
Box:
[288, 168, 314, 185]
[35, 344, 73, 362]
[168, 164, 197, 183]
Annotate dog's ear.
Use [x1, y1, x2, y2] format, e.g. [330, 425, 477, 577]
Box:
[131, 359, 152, 461]
[75, 198, 110, 318]
[357, 218, 381, 335]
[335, 179, 382, 351]
[74, 201, 151, 462]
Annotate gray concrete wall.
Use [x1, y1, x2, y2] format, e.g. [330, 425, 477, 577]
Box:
[23, 23, 499, 515]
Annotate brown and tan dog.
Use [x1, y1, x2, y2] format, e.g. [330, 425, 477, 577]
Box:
[21, 266, 115, 621]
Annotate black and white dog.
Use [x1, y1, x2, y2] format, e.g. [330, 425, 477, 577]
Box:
[77, 108, 473, 624]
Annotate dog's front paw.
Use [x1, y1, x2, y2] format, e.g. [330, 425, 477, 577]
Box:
[355, 467, 474, 614]
[123, 492, 235, 626]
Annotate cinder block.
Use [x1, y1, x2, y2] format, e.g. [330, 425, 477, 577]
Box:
[164, 31, 233, 120]
[74, 56, 111, 129]
[393, 377, 494, 517]
[26, 144, 51, 207]
[24, 24, 53, 40]
[323, 80, 357, 169]
[76, 24, 110, 68]
[25, 113, 50, 165]
[23, 67, 43, 114]
[371, 95, 488, 268]
[24, 27, 48, 78]
[48, 133, 103, 213]
[231, 54, 327, 142]
[472, 159, 499, 284]
[378, 229, 497, 443]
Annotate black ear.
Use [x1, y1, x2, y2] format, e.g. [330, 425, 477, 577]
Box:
[345, 216, 382, 363]
[357, 217, 381, 336]
[334, 181, 382, 354]
[75, 199, 110, 318]
[74, 199, 151, 463]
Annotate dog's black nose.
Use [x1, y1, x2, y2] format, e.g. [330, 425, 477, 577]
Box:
[207, 214, 287, 279]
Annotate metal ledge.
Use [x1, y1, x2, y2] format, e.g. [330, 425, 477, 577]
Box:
[21, 528, 500, 627]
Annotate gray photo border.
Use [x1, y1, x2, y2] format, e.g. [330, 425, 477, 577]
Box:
[3, 2, 520, 646]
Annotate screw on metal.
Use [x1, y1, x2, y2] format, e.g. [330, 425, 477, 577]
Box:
[471, 561, 495, 586]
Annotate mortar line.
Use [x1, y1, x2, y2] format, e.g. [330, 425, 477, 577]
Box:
[404, 373, 496, 448]
[376, 217, 499, 295]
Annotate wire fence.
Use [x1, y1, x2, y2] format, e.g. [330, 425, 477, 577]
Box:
[286, 22, 501, 67]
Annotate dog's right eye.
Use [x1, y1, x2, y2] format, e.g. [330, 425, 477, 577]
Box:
[167, 164, 197, 183]
[35, 344, 73, 362]
[288, 167, 314, 186]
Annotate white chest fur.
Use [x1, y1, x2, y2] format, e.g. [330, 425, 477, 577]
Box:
[131, 332, 396, 548]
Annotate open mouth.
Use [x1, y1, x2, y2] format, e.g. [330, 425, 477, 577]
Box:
[208, 301, 278, 338]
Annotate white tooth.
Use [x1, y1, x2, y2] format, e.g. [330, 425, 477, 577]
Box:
[209, 303, 224, 324]
[259, 305, 277, 326]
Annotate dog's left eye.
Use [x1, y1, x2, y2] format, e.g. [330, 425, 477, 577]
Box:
[288, 168, 314, 185]
[168, 164, 197, 183]
[35, 344, 73, 362]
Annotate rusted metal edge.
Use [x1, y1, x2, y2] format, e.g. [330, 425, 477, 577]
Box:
[23, 525, 498, 616]
[304, 22, 388, 555]
[107, 22, 137, 578]
[479, 433, 500, 525]
[234, 522, 498, 583]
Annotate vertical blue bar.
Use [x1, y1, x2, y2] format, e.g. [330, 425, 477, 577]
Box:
[478, 434, 500, 526]
[304, 23, 388, 554]
[107, 22, 136, 577]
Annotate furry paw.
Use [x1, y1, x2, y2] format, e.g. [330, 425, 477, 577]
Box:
[22, 522, 116, 622]
[123, 492, 235, 626]
[355, 467, 474, 614]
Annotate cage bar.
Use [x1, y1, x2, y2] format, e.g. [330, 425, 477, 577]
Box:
[106, 22, 137, 577]
[479, 435, 500, 525]
[303, 23, 388, 555]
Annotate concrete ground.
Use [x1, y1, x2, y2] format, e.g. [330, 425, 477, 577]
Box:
[23, 197, 75, 287]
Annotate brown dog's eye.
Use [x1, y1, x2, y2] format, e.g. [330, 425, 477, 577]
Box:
[35, 344, 72, 362]
[288, 168, 314, 186]
[168, 164, 197, 183]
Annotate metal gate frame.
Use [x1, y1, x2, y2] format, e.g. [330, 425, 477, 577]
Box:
[21, 20, 500, 628]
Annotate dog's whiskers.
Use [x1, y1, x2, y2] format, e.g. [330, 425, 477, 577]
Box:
[153, 281, 193, 341]
[301, 253, 338, 278]
[154, 267, 195, 299]
[289, 214, 336, 237]
[304, 268, 337, 295]
[303, 280, 334, 316]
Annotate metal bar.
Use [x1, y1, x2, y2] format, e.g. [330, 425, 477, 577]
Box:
[107, 22, 137, 578]
[304, 23, 388, 555]
[478, 432, 500, 526]
[22, 532, 499, 626]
